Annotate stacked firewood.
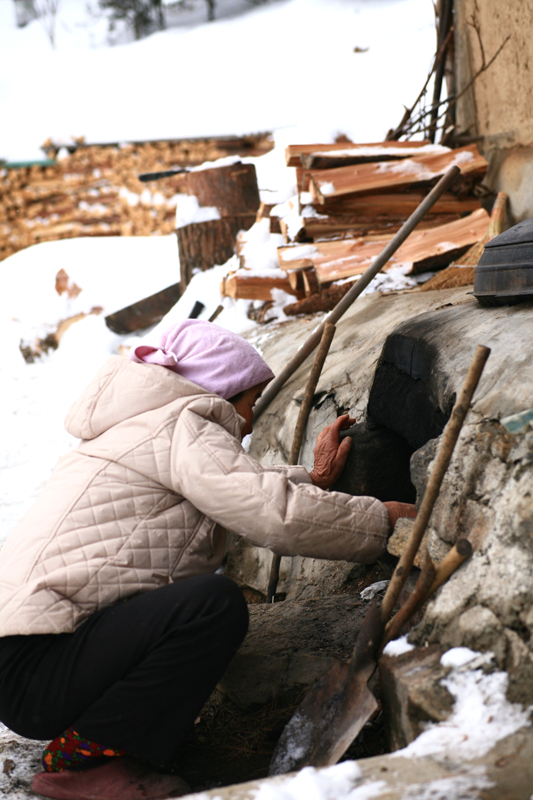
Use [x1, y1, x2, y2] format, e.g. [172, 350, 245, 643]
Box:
[220, 140, 493, 316]
[0, 134, 273, 264]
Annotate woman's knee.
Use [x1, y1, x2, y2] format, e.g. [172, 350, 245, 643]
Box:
[189, 574, 248, 637]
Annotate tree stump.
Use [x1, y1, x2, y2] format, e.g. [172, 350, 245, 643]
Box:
[185, 162, 260, 217]
[177, 214, 256, 291]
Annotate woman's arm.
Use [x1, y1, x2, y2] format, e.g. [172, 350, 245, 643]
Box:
[170, 408, 389, 564]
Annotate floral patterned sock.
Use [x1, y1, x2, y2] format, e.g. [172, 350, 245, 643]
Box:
[42, 727, 126, 772]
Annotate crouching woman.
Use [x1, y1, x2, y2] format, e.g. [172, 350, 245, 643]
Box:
[0, 320, 414, 800]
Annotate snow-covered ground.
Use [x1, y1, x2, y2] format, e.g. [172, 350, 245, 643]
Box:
[0, 0, 437, 162]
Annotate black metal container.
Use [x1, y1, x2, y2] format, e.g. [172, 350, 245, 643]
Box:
[474, 216, 533, 306]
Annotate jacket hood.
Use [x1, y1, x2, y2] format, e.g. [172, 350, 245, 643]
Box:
[65, 356, 223, 440]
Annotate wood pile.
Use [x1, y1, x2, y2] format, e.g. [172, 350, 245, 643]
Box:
[0, 134, 273, 264]
[218, 139, 492, 318]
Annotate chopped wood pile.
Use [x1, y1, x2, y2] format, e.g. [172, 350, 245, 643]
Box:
[0, 134, 273, 264]
[219, 139, 494, 317]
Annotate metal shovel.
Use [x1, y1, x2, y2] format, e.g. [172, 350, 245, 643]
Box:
[269, 344, 490, 775]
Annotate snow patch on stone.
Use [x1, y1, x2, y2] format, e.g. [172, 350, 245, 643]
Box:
[383, 636, 415, 657]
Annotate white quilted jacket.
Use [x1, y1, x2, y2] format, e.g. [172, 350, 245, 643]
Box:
[0, 356, 389, 636]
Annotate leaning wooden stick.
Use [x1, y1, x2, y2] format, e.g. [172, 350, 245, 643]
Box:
[254, 165, 461, 421]
[380, 344, 490, 623]
[266, 322, 336, 603]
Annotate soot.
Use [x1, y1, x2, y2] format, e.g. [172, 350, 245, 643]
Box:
[332, 330, 453, 504]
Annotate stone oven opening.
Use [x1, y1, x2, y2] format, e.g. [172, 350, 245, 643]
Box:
[333, 326, 456, 504]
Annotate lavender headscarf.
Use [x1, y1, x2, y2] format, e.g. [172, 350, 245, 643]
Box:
[129, 320, 274, 400]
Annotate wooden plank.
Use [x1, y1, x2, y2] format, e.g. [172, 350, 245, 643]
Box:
[220, 271, 304, 301]
[285, 141, 448, 168]
[105, 283, 181, 334]
[307, 191, 482, 218]
[278, 208, 490, 283]
[308, 146, 488, 204]
[298, 212, 463, 242]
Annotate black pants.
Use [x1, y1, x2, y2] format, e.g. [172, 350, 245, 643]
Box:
[0, 575, 248, 767]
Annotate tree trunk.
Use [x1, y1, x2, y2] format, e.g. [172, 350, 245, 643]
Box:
[177, 214, 256, 291]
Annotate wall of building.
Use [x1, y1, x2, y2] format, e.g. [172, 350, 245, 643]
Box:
[455, 0, 533, 221]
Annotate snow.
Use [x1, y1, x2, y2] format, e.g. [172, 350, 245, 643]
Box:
[0, 0, 438, 163]
[360, 580, 390, 601]
[253, 762, 386, 800]
[382, 635, 415, 657]
[393, 647, 532, 762]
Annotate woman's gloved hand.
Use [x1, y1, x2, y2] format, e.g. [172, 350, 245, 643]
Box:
[309, 414, 355, 490]
[383, 501, 417, 533]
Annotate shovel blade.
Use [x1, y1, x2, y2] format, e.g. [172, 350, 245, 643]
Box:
[269, 600, 384, 776]
[269, 659, 378, 775]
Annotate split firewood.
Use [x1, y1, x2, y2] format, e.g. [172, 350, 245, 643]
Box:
[307, 145, 488, 204]
[306, 191, 482, 219]
[278, 208, 490, 284]
[220, 270, 304, 301]
[285, 140, 449, 168]
[294, 212, 467, 243]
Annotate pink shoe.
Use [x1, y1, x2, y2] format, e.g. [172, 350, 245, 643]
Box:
[31, 757, 190, 800]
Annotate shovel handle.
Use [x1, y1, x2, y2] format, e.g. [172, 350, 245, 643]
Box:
[380, 344, 490, 622]
[266, 323, 336, 603]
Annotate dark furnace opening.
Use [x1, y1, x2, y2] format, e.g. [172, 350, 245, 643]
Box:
[332, 325, 455, 504]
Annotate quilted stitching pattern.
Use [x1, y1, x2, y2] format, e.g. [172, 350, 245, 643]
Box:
[0, 358, 389, 636]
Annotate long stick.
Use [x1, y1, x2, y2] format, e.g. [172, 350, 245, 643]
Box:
[266, 322, 336, 603]
[380, 344, 490, 623]
[253, 165, 461, 422]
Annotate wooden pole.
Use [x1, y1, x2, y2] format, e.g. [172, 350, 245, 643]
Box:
[253, 165, 461, 422]
[380, 344, 490, 623]
[266, 322, 336, 603]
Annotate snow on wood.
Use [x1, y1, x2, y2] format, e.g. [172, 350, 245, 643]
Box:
[183, 162, 260, 217]
[278, 208, 490, 284]
[285, 140, 450, 168]
[308, 145, 488, 204]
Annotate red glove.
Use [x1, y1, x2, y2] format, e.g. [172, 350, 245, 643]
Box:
[383, 501, 417, 533]
[309, 415, 355, 490]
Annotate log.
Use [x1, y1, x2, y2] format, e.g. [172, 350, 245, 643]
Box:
[105, 283, 181, 334]
[285, 140, 447, 168]
[177, 214, 256, 291]
[297, 212, 464, 242]
[278, 208, 490, 283]
[308, 146, 488, 204]
[308, 192, 482, 218]
[220, 271, 304, 301]
[184, 162, 260, 217]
